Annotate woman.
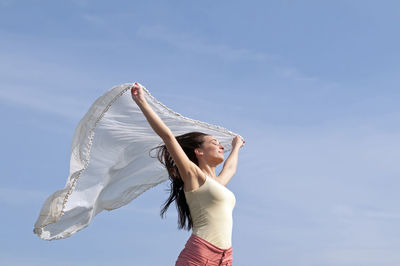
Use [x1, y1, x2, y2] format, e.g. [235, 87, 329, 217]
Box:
[131, 82, 245, 265]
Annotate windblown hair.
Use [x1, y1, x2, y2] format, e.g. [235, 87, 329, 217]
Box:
[150, 131, 209, 230]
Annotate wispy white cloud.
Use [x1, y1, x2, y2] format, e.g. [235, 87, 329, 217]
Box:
[232, 110, 400, 264]
[331, 204, 400, 221]
[81, 13, 105, 25]
[70, 0, 91, 9]
[273, 65, 318, 82]
[0, 50, 94, 120]
[0, 254, 121, 266]
[136, 25, 324, 85]
[0, 87, 89, 120]
[137, 24, 271, 62]
[0, 0, 12, 7]
[0, 187, 48, 206]
[120, 204, 174, 217]
[310, 248, 400, 265]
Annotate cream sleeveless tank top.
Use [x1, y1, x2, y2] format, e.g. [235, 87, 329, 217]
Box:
[184, 175, 236, 249]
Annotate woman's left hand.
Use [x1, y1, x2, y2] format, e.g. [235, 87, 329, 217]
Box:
[232, 135, 245, 149]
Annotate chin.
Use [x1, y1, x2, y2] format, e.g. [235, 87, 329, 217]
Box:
[210, 154, 224, 165]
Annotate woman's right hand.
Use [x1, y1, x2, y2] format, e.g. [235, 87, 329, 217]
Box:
[131, 82, 147, 104]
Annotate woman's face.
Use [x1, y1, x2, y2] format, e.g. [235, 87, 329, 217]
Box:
[197, 135, 225, 164]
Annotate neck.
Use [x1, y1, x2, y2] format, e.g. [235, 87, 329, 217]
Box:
[198, 160, 217, 178]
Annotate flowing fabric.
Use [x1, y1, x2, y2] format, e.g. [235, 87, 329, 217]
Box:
[33, 82, 243, 240]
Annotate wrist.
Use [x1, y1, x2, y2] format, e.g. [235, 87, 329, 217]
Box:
[232, 145, 240, 151]
[136, 98, 149, 108]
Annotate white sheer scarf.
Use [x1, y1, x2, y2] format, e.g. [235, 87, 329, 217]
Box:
[33, 83, 243, 240]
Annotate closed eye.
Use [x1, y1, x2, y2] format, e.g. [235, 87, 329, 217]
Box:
[213, 142, 224, 149]
[211, 139, 223, 148]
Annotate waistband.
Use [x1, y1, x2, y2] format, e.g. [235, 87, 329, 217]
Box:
[188, 233, 232, 253]
[184, 233, 233, 264]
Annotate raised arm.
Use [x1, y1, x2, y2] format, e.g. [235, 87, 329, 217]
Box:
[131, 83, 198, 181]
[217, 136, 244, 186]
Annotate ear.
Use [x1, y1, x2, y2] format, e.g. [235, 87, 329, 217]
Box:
[194, 147, 203, 157]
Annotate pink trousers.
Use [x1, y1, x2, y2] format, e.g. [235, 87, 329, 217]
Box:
[175, 234, 233, 266]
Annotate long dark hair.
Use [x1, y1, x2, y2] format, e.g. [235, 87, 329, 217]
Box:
[150, 131, 209, 230]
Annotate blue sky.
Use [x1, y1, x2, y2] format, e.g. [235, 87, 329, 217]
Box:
[1, 0, 400, 265]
